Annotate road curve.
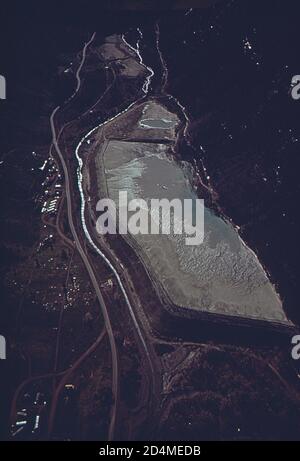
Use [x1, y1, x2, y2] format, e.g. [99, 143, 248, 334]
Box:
[49, 33, 119, 441]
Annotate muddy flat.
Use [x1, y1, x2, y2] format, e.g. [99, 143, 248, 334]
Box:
[96, 100, 289, 324]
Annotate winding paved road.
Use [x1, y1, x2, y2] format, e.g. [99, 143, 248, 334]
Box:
[49, 33, 119, 441]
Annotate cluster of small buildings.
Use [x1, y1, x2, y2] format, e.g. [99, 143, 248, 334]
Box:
[40, 157, 63, 215]
[11, 392, 47, 439]
[41, 196, 60, 214]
